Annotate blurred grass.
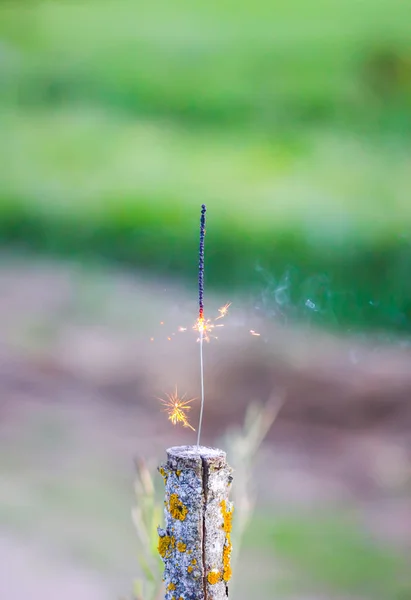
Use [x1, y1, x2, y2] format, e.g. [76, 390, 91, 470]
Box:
[1, 0, 411, 130]
[246, 513, 410, 599]
[0, 0, 411, 331]
[1, 107, 411, 330]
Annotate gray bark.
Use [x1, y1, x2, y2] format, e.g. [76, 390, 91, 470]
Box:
[158, 446, 233, 600]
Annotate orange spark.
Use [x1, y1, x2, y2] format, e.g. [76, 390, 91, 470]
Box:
[153, 302, 233, 345]
[158, 388, 196, 431]
[193, 316, 214, 342]
[216, 302, 232, 320]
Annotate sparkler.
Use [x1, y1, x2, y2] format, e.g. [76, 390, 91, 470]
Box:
[156, 206, 260, 435]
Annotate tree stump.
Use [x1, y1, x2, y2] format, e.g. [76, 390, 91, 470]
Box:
[158, 446, 233, 600]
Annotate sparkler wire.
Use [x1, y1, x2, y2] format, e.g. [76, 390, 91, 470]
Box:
[197, 331, 205, 447]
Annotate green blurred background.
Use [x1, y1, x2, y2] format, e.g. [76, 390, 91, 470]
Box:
[1, 0, 411, 331]
[1, 2, 411, 600]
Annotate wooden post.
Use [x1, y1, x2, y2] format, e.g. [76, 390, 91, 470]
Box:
[158, 446, 233, 600]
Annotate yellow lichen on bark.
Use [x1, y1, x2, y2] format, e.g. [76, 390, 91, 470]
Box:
[169, 494, 188, 521]
[187, 556, 198, 574]
[220, 500, 233, 582]
[207, 570, 222, 585]
[159, 467, 168, 484]
[220, 500, 233, 533]
[222, 537, 232, 582]
[158, 535, 175, 558]
[167, 583, 176, 591]
[176, 541, 187, 552]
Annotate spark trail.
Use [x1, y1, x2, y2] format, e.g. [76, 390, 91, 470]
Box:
[158, 387, 196, 431]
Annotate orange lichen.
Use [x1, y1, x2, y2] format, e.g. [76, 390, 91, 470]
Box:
[158, 535, 175, 558]
[220, 500, 233, 582]
[159, 467, 168, 484]
[167, 583, 176, 591]
[169, 494, 188, 521]
[207, 570, 222, 585]
[222, 536, 232, 582]
[176, 470, 181, 477]
[176, 541, 187, 553]
[187, 566, 194, 574]
[220, 500, 233, 534]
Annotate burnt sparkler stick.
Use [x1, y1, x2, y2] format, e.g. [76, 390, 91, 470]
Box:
[198, 204, 206, 321]
[197, 204, 206, 447]
[158, 446, 234, 600]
